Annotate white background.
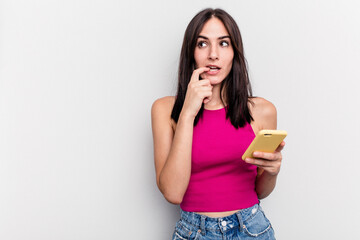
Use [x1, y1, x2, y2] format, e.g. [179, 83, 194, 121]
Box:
[1, 0, 360, 239]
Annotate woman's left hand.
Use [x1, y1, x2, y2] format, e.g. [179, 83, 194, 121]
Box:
[244, 141, 286, 176]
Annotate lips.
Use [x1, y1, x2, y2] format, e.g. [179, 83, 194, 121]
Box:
[207, 65, 221, 71]
[206, 65, 221, 75]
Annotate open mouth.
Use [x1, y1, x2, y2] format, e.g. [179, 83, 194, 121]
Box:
[209, 67, 220, 72]
[206, 65, 221, 73]
[207, 65, 221, 71]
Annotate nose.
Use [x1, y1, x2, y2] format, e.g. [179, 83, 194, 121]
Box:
[208, 44, 219, 60]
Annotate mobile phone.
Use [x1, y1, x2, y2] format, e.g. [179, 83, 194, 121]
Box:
[242, 130, 287, 160]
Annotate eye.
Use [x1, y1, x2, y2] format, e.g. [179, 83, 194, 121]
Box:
[220, 40, 230, 47]
[197, 41, 207, 48]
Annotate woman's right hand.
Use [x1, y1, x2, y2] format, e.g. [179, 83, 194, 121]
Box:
[181, 67, 213, 118]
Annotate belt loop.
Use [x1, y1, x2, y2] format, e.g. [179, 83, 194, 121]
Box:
[200, 215, 206, 236]
[235, 211, 243, 232]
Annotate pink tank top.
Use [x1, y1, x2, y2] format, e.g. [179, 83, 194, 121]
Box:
[180, 106, 259, 212]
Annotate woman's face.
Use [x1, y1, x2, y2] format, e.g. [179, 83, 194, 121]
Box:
[195, 17, 234, 85]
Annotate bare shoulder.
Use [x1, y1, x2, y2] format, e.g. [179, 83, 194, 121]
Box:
[151, 96, 175, 116]
[151, 96, 176, 129]
[249, 97, 277, 117]
[249, 97, 277, 131]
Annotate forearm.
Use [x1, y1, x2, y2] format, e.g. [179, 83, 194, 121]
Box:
[255, 171, 278, 199]
[159, 112, 194, 204]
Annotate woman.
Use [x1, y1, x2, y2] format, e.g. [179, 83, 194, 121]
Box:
[151, 8, 285, 240]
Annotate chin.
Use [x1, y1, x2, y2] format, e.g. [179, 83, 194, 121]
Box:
[209, 80, 222, 85]
[208, 76, 225, 85]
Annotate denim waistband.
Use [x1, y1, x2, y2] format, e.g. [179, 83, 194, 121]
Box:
[180, 203, 261, 233]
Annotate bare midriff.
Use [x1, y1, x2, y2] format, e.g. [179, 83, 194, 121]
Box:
[195, 209, 242, 218]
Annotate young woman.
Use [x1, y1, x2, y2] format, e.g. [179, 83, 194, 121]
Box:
[151, 8, 285, 240]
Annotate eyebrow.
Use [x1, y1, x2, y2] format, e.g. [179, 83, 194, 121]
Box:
[197, 35, 230, 40]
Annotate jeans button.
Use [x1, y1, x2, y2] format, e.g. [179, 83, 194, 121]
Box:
[221, 221, 227, 226]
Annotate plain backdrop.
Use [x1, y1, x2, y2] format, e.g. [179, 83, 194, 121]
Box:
[1, 0, 360, 239]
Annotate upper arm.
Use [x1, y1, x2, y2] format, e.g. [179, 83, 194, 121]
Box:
[250, 97, 277, 131]
[151, 96, 175, 189]
[250, 97, 278, 177]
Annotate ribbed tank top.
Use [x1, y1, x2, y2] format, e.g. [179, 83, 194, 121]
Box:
[180, 106, 259, 212]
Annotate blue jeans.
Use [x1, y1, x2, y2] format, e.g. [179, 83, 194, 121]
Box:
[172, 204, 275, 240]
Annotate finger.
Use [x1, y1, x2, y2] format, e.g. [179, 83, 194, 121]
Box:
[203, 93, 212, 104]
[252, 151, 279, 161]
[197, 79, 211, 86]
[275, 141, 285, 152]
[245, 157, 273, 168]
[201, 85, 213, 91]
[195, 85, 212, 93]
[190, 67, 210, 82]
[202, 91, 213, 103]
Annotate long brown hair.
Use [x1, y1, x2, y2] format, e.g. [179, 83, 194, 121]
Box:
[171, 8, 253, 128]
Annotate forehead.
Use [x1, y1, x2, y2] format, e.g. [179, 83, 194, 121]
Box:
[199, 17, 229, 38]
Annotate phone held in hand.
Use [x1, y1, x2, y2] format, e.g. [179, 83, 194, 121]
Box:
[242, 130, 287, 160]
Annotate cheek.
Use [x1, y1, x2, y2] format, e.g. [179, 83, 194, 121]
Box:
[194, 51, 207, 66]
[225, 54, 234, 69]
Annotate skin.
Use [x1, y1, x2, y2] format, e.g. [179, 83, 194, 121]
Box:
[151, 17, 285, 218]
